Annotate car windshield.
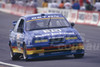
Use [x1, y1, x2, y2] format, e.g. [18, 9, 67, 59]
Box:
[25, 17, 69, 31]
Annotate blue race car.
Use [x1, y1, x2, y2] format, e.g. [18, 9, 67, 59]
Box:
[9, 13, 84, 60]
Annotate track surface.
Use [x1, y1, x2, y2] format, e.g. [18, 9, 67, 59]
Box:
[0, 12, 100, 67]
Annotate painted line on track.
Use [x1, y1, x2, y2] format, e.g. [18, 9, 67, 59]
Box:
[0, 61, 23, 67]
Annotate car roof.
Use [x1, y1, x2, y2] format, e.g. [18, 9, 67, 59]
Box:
[23, 13, 63, 18]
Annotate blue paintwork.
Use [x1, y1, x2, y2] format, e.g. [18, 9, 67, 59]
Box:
[9, 13, 84, 59]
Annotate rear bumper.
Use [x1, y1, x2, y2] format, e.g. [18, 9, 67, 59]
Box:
[27, 49, 84, 59]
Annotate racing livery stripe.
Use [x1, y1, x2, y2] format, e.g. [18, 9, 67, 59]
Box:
[12, 45, 84, 55]
[26, 17, 64, 22]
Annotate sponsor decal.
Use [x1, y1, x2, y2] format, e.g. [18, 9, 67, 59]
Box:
[43, 29, 61, 33]
[27, 17, 64, 22]
[35, 39, 48, 43]
[35, 32, 75, 38]
[66, 37, 77, 40]
[31, 15, 61, 20]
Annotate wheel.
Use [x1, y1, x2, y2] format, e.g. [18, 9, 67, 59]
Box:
[74, 54, 84, 58]
[22, 42, 29, 61]
[9, 41, 21, 60]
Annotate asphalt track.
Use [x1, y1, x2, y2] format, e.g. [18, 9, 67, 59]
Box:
[0, 11, 100, 67]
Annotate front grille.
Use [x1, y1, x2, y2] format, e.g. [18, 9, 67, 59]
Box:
[49, 37, 64, 44]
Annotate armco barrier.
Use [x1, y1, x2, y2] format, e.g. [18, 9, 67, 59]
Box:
[68, 10, 78, 23]
[17, 6, 26, 16]
[0, 4, 37, 16]
[76, 11, 85, 24]
[84, 11, 93, 25]
[1, 3, 5, 8]
[91, 12, 99, 26]
[11, 4, 19, 15]
[1, 3, 12, 13]
[97, 15, 100, 26]
[77, 11, 99, 26]
[0, 2, 2, 8]
[25, 7, 37, 15]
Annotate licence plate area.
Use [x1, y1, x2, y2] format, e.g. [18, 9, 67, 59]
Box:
[42, 45, 70, 50]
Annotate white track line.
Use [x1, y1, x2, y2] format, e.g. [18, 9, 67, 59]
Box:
[0, 61, 23, 67]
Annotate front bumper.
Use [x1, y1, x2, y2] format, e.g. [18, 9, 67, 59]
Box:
[12, 43, 85, 59]
[27, 49, 84, 59]
[26, 43, 85, 59]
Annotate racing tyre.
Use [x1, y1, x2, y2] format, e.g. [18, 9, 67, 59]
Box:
[9, 41, 21, 60]
[74, 54, 84, 58]
[23, 42, 29, 61]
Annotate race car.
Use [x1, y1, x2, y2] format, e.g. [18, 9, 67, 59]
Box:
[9, 13, 84, 61]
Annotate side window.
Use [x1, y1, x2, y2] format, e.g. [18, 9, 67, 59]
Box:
[13, 19, 24, 33]
[17, 19, 24, 33]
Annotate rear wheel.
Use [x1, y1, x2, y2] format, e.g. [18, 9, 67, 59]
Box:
[74, 54, 84, 58]
[9, 41, 21, 60]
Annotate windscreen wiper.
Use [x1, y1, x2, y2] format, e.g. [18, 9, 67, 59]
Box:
[48, 17, 51, 28]
[41, 14, 51, 28]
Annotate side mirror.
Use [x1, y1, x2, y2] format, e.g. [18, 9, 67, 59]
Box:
[13, 21, 17, 26]
[71, 23, 75, 27]
[17, 27, 24, 33]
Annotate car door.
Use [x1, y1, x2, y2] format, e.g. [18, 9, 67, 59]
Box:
[10, 18, 25, 51]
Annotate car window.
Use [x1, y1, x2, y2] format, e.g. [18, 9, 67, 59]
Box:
[49, 19, 67, 27]
[17, 19, 24, 32]
[13, 19, 24, 32]
[26, 18, 69, 31]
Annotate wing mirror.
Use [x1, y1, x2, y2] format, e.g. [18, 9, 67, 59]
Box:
[12, 21, 17, 26]
[71, 23, 75, 27]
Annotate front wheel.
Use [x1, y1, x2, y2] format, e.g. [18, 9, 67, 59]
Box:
[74, 54, 84, 58]
[22, 42, 29, 61]
[9, 41, 21, 60]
